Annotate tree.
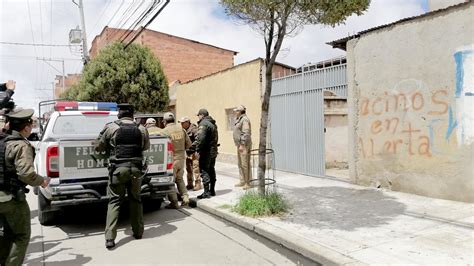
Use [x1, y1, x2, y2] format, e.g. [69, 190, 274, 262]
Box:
[220, 0, 370, 194]
[62, 42, 169, 113]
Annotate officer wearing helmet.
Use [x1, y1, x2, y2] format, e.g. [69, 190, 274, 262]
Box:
[0, 108, 50, 265]
[145, 118, 163, 136]
[161, 112, 192, 208]
[94, 103, 150, 249]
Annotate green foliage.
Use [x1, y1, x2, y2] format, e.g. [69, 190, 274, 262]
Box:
[220, 0, 370, 36]
[233, 190, 288, 217]
[62, 42, 168, 113]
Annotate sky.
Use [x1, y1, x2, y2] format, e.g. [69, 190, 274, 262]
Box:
[0, 0, 429, 113]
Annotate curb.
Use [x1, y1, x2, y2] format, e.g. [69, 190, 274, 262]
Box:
[191, 198, 365, 266]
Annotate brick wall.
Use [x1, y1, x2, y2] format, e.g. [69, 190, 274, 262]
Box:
[89, 27, 236, 83]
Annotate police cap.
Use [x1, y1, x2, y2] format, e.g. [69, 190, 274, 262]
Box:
[5, 108, 34, 122]
[146, 118, 156, 124]
[117, 103, 134, 112]
[179, 116, 190, 123]
[233, 105, 246, 112]
[196, 108, 208, 116]
[163, 112, 175, 121]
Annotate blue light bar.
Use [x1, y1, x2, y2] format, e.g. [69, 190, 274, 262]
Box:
[97, 102, 118, 111]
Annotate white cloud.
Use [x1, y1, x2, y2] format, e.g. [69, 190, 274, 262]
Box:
[0, 0, 426, 112]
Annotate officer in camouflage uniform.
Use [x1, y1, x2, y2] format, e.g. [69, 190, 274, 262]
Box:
[191, 109, 218, 199]
[180, 116, 202, 191]
[161, 113, 192, 208]
[145, 118, 163, 136]
[94, 104, 150, 249]
[0, 109, 49, 265]
[233, 105, 252, 189]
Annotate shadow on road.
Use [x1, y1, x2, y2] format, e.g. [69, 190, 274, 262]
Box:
[39, 199, 186, 242]
[283, 186, 407, 231]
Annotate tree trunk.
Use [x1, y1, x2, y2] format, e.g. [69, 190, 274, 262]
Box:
[257, 66, 273, 195]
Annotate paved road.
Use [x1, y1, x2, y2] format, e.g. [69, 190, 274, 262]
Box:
[24, 193, 315, 265]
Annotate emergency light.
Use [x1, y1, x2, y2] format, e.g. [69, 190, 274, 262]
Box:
[54, 102, 118, 111]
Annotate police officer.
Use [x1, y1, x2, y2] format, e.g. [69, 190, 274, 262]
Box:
[161, 112, 191, 208]
[180, 116, 202, 191]
[191, 109, 218, 199]
[94, 104, 150, 249]
[0, 109, 50, 265]
[145, 118, 163, 136]
[233, 105, 252, 189]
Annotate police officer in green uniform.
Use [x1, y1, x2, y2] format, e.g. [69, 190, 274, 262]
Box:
[94, 104, 150, 249]
[191, 109, 218, 199]
[0, 109, 49, 265]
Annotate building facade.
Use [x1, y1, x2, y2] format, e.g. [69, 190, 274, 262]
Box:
[330, 1, 473, 202]
[176, 59, 295, 163]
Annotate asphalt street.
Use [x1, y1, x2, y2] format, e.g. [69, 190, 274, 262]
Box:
[24, 192, 316, 265]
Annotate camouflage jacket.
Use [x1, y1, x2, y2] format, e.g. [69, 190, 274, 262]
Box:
[233, 114, 251, 147]
[0, 131, 45, 202]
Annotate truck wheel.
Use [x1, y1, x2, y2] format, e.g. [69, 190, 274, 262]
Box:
[37, 192, 58, 226]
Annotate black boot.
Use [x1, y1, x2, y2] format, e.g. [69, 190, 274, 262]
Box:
[197, 183, 211, 199]
[210, 181, 216, 196]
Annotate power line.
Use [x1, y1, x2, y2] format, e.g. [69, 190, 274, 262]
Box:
[0, 41, 79, 47]
[50, 0, 53, 58]
[0, 54, 82, 61]
[26, 0, 38, 56]
[89, 0, 112, 40]
[104, 0, 126, 28]
[124, 0, 169, 48]
[120, 0, 160, 43]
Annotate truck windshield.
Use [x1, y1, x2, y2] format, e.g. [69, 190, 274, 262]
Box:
[53, 115, 117, 136]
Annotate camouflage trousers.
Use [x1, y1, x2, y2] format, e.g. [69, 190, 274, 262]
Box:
[0, 197, 30, 266]
[237, 146, 252, 185]
[169, 158, 188, 203]
[105, 166, 144, 240]
[185, 154, 201, 186]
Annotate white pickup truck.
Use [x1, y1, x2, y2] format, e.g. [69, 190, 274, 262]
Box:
[35, 101, 175, 225]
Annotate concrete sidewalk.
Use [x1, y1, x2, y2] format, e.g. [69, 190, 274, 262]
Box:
[188, 162, 474, 265]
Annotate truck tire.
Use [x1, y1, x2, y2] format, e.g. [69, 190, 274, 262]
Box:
[37, 192, 58, 225]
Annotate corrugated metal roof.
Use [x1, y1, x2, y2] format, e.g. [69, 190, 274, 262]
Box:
[328, 0, 472, 50]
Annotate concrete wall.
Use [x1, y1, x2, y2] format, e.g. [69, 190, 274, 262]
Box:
[324, 96, 348, 168]
[176, 60, 264, 162]
[347, 3, 474, 202]
[429, 0, 467, 11]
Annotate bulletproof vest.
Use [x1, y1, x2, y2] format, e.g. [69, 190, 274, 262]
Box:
[0, 133, 22, 192]
[114, 121, 143, 160]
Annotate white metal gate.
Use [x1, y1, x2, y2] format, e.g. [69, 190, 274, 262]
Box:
[270, 63, 347, 176]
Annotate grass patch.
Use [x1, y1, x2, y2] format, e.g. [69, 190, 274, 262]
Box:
[233, 190, 288, 217]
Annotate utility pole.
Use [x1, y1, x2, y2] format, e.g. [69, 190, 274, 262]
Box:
[73, 0, 89, 64]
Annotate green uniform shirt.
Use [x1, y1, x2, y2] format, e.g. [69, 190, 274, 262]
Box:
[0, 131, 45, 202]
[161, 123, 191, 160]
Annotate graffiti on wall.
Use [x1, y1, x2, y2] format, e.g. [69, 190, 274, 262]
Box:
[359, 45, 474, 159]
[454, 45, 474, 146]
[358, 81, 448, 158]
